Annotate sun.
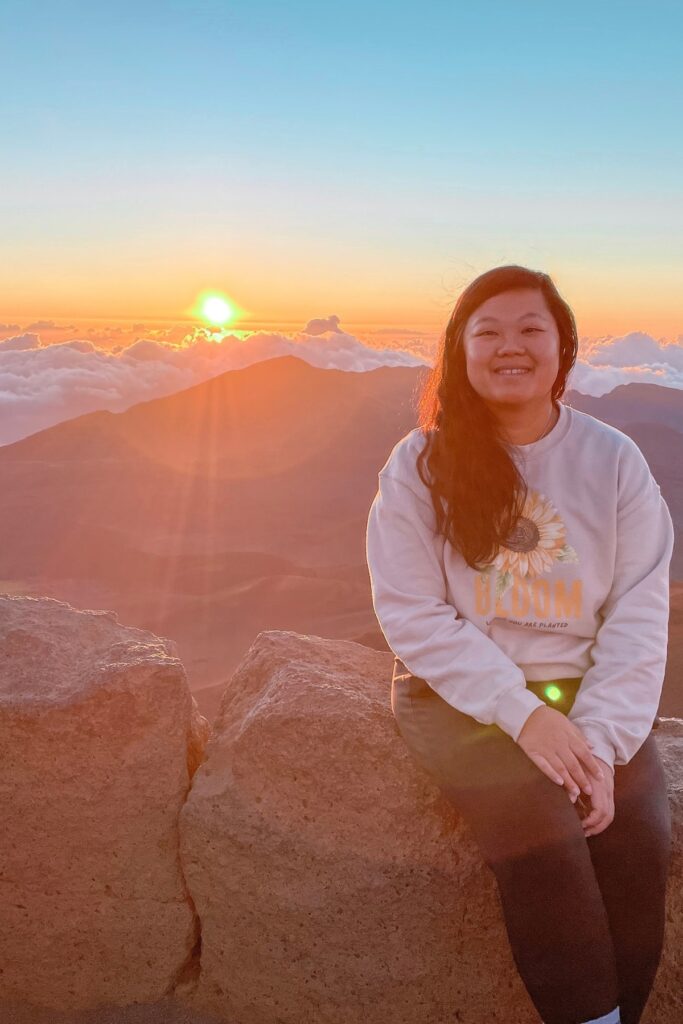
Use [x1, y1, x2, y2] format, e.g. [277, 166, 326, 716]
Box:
[202, 294, 233, 326]
[187, 289, 248, 329]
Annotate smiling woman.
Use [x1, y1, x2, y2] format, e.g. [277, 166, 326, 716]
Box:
[366, 263, 674, 1024]
[462, 287, 562, 446]
[413, 267, 579, 571]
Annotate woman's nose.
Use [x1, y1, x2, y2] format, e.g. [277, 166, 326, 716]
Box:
[497, 336, 527, 352]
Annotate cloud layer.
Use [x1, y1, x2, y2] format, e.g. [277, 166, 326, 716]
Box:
[0, 319, 424, 446]
[0, 320, 681, 447]
[570, 332, 683, 397]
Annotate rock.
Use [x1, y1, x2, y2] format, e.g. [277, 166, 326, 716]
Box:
[3, 609, 680, 1023]
[176, 631, 515, 1021]
[178, 630, 683, 1024]
[0, 594, 211, 1013]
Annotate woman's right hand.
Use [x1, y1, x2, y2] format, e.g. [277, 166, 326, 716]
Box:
[516, 705, 606, 802]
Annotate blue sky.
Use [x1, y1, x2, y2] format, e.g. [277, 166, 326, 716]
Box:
[1, 0, 682, 333]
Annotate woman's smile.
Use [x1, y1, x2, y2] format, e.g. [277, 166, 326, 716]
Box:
[495, 367, 533, 376]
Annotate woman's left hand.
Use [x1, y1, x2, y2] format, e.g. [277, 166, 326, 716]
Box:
[574, 756, 615, 837]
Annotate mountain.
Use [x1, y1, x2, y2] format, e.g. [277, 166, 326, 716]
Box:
[0, 356, 421, 563]
[565, 382, 683, 433]
[0, 356, 680, 719]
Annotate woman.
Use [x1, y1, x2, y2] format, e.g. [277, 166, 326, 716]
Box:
[365, 265, 674, 1024]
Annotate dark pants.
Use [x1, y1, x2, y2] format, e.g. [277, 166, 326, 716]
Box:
[391, 657, 672, 1024]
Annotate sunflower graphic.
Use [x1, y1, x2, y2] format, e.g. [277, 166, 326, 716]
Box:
[480, 490, 578, 600]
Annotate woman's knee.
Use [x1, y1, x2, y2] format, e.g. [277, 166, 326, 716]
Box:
[454, 770, 588, 867]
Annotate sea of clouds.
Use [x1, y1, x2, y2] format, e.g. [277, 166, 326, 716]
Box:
[0, 315, 681, 447]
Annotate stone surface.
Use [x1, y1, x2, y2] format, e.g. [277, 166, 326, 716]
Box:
[0, 594, 211, 1012]
[178, 631, 683, 1024]
[3, 606, 681, 1024]
[652, 716, 683, 1022]
[0, 995, 224, 1024]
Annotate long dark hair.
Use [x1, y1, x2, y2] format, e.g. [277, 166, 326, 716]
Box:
[414, 264, 578, 570]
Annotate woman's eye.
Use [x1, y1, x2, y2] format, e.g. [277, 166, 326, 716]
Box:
[475, 328, 542, 336]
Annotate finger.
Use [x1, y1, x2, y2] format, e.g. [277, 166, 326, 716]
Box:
[584, 815, 612, 837]
[573, 795, 590, 819]
[580, 799, 606, 829]
[581, 800, 607, 825]
[533, 755, 566, 788]
[563, 750, 594, 796]
[547, 758, 577, 797]
[582, 804, 612, 831]
[575, 792, 591, 816]
[550, 759, 581, 803]
[581, 746, 607, 782]
[581, 809, 598, 828]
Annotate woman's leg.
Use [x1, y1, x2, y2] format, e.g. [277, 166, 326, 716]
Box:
[391, 663, 620, 1024]
[584, 734, 672, 1024]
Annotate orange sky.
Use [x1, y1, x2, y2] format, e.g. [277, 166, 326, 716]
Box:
[3, 257, 682, 343]
[3, 5, 682, 345]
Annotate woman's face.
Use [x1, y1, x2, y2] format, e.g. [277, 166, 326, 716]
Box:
[462, 288, 561, 410]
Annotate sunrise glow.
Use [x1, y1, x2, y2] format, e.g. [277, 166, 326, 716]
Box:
[202, 296, 233, 326]
[187, 290, 248, 330]
[2, 3, 682, 341]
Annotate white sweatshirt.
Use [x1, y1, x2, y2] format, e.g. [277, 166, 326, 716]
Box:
[366, 401, 675, 773]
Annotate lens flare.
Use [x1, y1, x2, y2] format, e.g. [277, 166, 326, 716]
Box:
[544, 684, 562, 702]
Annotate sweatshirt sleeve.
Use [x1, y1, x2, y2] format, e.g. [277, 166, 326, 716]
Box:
[566, 441, 675, 774]
[366, 467, 547, 740]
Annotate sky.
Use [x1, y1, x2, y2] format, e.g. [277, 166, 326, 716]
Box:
[1, 1, 682, 443]
[2, 0, 682, 334]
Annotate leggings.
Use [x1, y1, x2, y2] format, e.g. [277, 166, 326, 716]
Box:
[390, 657, 672, 1024]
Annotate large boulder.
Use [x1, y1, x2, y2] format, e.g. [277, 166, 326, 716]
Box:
[0, 594, 211, 1013]
[2, 607, 680, 1024]
[179, 630, 683, 1024]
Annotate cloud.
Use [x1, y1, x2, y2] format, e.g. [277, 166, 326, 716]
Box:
[0, 318, 680, 446]
[568, 331, 683, 396]
[0, 332, 41, 352]
[24, 319, 58, 331]
[0, 316, 426, 446]
[585, 332, 683, 371]
[302, 314, 342, 335]
[369, 327, 433, 336]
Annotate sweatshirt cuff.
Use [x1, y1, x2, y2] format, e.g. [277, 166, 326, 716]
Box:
[575, 725, 616, 775]
[493, 686, 547, 742]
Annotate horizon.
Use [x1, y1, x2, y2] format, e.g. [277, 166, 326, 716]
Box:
[2, 0, 682, 337]
[2, 0, 681, 445]
[0, 343, 681, 450]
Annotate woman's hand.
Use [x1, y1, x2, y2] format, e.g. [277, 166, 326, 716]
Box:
[517, 705, 606, 802]
[574, 756, 615, 837]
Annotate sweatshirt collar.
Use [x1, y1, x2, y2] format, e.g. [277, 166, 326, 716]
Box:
[508, 401, 572, 462]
